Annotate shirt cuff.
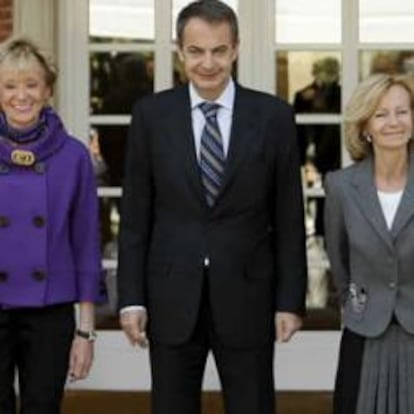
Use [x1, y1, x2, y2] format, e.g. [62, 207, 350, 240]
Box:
[120, 305, 147, 314]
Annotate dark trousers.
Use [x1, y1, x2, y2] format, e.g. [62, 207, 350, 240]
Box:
[0, 303, 75, 414]
[149, 275, 275, 414]
[333, 328, 365, 414]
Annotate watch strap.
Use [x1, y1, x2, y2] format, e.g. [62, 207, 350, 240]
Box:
[75, 328, 97, 342]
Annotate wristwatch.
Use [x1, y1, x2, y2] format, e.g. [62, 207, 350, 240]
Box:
[75, 328, 97, 342]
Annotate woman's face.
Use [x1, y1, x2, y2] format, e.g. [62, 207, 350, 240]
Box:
[0, 60, 51, 130]
[365, 84, 413, 154]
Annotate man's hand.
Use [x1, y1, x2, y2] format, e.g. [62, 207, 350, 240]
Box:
[120, 308, 148, 348]
[275, 312, 303, 343]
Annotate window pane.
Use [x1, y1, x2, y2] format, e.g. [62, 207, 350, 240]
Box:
[300, 124, 341, 205]
[275, 0, 341, 44]
[172, 0, 238, 40]
[96, 194, 120, 329]
[304, 267, 340, 329]
[89, 0, 155, 42]
[98, 195, 120, 256]
[96, 268, 119, 329]
[90, 52, 154, 114]
[360, 0, 414, 43]
[360, 50, 414, 80]
[91, 125, 129, 187]
[276, 51, 341, 112]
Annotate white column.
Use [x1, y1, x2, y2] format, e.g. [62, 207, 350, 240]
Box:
[13, 0, 55, 54]
[57, 0, 89, 143]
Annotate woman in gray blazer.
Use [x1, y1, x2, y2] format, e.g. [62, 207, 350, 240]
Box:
[325, 73, 414, 414]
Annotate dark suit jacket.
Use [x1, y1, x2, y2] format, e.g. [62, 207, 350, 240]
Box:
[324, 153, 414, 337]
[118, 83, 307, 347]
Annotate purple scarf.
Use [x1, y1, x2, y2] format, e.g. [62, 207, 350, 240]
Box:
[0, 107, 66, 167]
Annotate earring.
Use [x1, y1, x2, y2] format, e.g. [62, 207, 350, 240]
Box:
[364, 134, 372, 143]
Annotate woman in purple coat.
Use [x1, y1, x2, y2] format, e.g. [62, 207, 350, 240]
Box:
[0, 38, 104, 414]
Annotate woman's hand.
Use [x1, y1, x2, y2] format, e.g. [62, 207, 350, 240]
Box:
[68, 336, 94, 381]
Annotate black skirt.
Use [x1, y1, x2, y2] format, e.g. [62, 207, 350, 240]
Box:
[333, 328, 365, 414]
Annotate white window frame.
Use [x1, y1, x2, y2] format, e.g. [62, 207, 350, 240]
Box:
[57, 0, 414, 391]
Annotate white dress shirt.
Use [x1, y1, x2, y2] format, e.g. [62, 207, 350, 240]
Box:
[189, 79, 235, 159]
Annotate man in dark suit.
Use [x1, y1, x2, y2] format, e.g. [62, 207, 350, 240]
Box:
[118, 1, 307, 413]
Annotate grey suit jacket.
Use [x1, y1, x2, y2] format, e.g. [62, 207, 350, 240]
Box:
[324, 153, 414, 337]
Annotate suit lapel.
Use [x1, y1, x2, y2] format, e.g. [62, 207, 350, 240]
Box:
[163, 85, 258, 209]
[163, 87, 205, 204]
[351, 157, 394, 250]
[217, 86, 258, 199]
[391, 151, 414, 238]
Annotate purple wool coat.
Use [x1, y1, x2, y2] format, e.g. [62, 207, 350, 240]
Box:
[0, 108, 105, 307]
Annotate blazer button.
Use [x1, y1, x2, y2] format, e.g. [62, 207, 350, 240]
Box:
[0, 271, 8, 282]
[0, 164, 9, 174]
[33, 216, 46, 228]
[0, 216, 10, 228]
[33, 162, 46, 174]
[32, 270, 47, 281]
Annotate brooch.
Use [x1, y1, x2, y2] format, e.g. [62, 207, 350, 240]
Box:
[349, 282, 367, 314]
[11, 149, 36, 166]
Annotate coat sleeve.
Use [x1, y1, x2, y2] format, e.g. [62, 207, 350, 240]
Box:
[273, 105, 307, 315]
[117, 100, 153, 309]
[71, 144, 105, 303]
[324, 172, 349, 304]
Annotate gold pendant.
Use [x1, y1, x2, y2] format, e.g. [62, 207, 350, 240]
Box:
[11, 149, 36, 166]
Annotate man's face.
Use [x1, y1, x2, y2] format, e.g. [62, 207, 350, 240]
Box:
[178, 17, 238, 101]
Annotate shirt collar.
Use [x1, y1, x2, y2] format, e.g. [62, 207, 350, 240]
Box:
[189, 79, 235, 111]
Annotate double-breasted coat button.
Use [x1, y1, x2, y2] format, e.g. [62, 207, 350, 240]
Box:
[0, 164, 9, 174]
[33, 162, 45, 174]
[0, 271, 8, 282]
[32, 270, 46, 281]
[33, 216, 46, 228]
[0, 216, 10, 227]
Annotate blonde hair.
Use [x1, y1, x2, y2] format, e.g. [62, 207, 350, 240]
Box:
[345, 74, 414, 161]
[0, 37, 57, 92]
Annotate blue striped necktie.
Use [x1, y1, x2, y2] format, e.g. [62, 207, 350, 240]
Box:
[199, 102, 225, 207]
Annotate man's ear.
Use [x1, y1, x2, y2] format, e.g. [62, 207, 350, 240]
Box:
[231, 40, 240, 62]
[177, 46, 185, 62]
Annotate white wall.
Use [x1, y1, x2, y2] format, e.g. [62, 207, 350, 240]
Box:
[67, 331, 340, 391]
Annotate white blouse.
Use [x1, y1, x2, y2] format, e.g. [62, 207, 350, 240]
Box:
[377, 190, 403, 230]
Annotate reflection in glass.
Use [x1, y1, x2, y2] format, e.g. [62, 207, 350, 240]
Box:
[306, 235, 329, 308]
[89, 127, 109, 187]
[304, 204, 340, 328]
[277, 51, 341, 111]
[360, 0, 414, 43]
[304, 268, 340, 329]
[172, 0, 238, 40]
[89, 0, 155, 42]
[95, 197, 120, 329]
[301, 124, 340, 237]
[360, 50, 414, 80]
[90, 52, 154, 115]
[275, 0, 341, 44]
[91, 124, 129, 187]
[98, 195, 120, 258]
[96, 268, 119, 329]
